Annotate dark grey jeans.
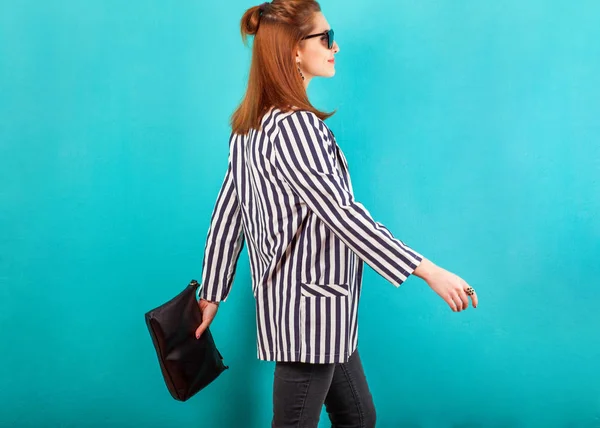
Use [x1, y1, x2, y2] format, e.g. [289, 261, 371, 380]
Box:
[272, 349, 376, 428]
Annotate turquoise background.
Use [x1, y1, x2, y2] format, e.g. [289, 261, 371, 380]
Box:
[1, 0, 599, 427]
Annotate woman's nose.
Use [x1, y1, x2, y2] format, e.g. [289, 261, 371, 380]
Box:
[333, 41, 340, 53]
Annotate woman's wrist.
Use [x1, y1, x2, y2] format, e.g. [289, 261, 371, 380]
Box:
[413, 257, 437, 282]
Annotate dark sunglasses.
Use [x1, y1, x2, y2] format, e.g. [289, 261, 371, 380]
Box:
[302, 29, 334, 49]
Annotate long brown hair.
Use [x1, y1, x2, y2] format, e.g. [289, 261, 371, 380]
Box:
[230, 0, 337, 135]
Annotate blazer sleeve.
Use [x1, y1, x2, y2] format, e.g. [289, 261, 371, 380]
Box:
[271, 111, 423, 287]
[197, 158, 245, 302]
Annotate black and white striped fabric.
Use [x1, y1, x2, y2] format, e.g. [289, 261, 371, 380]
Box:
[198, 108, 423, 363]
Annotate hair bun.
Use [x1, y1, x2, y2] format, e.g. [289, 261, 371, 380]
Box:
[241, 5, 263, 39]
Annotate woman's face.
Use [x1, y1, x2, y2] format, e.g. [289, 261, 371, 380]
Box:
[296, 12, 340, 85]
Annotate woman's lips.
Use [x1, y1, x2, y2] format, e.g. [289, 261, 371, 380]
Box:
[328, 59, 335, 63]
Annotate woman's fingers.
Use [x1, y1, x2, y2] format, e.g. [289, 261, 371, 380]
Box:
[451, 286, 479, 312]
[451, 291, 464, 311]
[459, 289, 469, 310]
[447, 296, 458, 312]
[195, 320, 210, 339]
[467, 285, 479, 308]
[195, 300, 219, 339]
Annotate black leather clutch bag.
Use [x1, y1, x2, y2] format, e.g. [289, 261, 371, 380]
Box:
[144, 279, 229, 401]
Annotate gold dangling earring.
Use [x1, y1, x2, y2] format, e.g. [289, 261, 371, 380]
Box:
[297, 61, 305, 81]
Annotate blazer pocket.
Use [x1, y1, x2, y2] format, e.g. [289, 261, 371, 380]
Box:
[299, 282, 350, 298]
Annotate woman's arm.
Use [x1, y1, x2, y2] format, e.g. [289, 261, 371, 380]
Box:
[271, 111, 423, 288]
[196, 159, 245, 303]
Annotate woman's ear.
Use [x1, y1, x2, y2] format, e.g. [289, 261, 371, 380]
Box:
[295, 45, 303, 63]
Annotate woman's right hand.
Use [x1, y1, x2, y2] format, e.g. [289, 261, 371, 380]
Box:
[413, 258, 478, 311]
[195, 299, 219, 339]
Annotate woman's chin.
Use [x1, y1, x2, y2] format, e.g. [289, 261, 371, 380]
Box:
[314, 69, 336, 79]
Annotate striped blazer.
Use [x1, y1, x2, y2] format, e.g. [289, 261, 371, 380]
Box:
[197, 108, 423, 364]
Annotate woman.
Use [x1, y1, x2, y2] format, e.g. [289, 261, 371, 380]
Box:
[194, 1, 479, 427]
